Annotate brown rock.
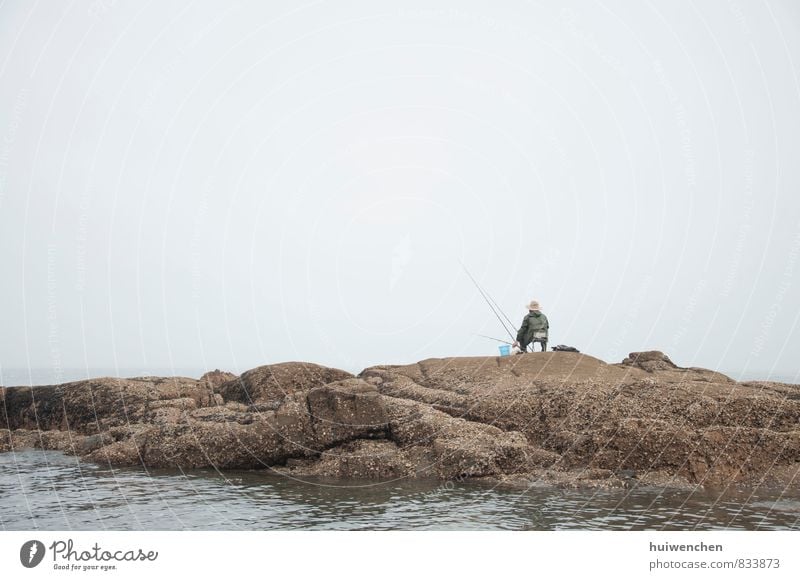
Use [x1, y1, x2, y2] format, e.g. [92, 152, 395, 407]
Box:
[306, 379, 388, 447]
[283, 440, 410, 479]
[621, 350, 679, 372]
[5, 428, 41, 450]
[0, 376, 217, 433]
[0, 428, 10, 453]
[85, 439, 142, 466]
[217, 362, 353, 406]
[384, 396, 530, 479]
[3, 353, 798, 488]
[122, 380, 390, 470]
[200, 369, 237, 390]
[367, 353, 800, 486]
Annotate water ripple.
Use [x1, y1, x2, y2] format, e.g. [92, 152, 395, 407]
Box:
[1, 450, 798, 530]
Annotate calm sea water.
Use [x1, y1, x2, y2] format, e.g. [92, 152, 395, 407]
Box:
[1, 450, 798, 531]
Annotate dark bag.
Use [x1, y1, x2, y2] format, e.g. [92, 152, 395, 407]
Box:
[552, 345, 579, 352]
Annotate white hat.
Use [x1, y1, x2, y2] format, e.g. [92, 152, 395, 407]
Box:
[527, 300, 542, 311]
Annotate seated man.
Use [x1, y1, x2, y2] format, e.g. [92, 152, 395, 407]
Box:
[513, 300, 549, 353]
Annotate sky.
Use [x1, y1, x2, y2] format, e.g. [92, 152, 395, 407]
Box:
[0, 0, 799, 381]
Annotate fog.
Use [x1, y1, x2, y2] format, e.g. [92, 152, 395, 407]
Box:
[1, 0, 799, 381]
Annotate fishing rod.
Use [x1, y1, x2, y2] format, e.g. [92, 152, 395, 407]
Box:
[475, 333, 514, 346]
[486, 287, 517, 334]
[460, 261, 517, 333]
[460, 260, 516, 341]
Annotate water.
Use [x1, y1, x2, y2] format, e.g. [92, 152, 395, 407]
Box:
[2, 450, 799, 531]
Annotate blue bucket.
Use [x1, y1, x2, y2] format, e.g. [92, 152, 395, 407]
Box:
[498, 344, 511, 357]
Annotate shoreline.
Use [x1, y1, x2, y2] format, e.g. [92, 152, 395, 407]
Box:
[2, 351, 799, 491]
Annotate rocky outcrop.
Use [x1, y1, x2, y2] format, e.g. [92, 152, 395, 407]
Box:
[359, 353, 800, 487]
[306, 379, 388, 446]
[2, 353, 799, 489]
[0, 376, 217, 433]
[621, 350, 680, 371]
[200, 369, 237, 390]
[216, 362, 353, 407]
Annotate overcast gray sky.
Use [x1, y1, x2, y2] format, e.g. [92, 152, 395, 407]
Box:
[1, 0, 799, 381]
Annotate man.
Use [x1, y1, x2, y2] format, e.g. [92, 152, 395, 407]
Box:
[513, 300, 549, 353]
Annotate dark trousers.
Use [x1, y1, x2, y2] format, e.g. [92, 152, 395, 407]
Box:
[520, 340, 547, 352]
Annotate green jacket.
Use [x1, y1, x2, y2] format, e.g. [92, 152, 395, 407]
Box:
[517, 311, 549, 343]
